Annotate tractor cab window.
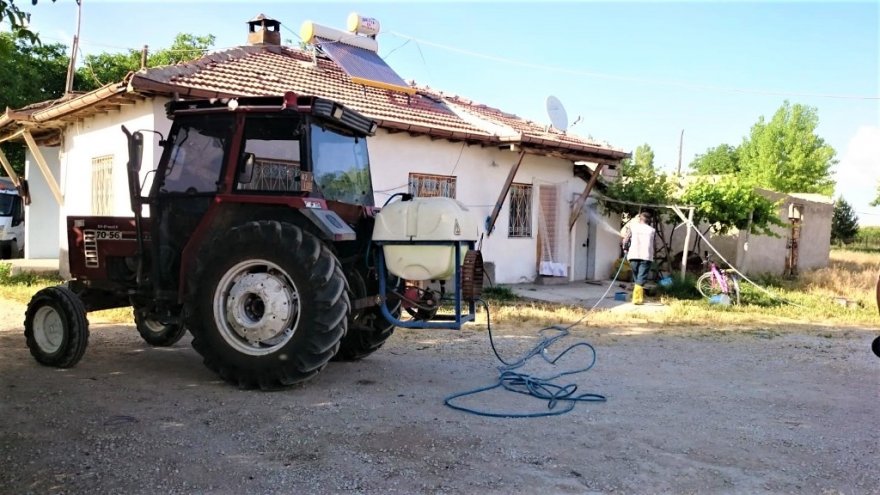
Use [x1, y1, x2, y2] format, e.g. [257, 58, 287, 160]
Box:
[161, 115, 233, 194]
[236, 115, 305, 193]
[310, 124, 374, 207]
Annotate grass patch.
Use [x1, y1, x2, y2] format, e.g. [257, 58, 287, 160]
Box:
[481, 285, 519, 302]
[0, 262, 63, 304]
[0, 262, 131, 324]
[471, 249, 880, 331]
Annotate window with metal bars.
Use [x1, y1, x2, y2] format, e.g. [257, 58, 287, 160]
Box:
[91, 155, 114, 215]
[508, 183, 532, 237]
[408, 173, 456, 198]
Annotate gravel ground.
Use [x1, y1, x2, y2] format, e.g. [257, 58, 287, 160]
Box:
[1, 298, 878, 494]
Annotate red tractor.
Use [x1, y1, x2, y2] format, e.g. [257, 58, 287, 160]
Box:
[22, 93, 479, 389]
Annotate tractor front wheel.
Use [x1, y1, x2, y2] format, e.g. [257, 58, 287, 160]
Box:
[186, 221, 349, 389]
[24, 286, 89, 368]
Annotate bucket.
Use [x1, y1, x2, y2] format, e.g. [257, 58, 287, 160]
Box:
[614, 291, 627, 302]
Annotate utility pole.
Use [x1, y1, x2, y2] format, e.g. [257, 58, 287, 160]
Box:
[64, 0, 84, 95]
[140, 45, 149, 70]
[676, 129, 684, 176]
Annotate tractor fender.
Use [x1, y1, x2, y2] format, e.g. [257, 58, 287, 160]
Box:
[299, 208, 356, 242]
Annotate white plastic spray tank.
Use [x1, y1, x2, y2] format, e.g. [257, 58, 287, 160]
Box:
[372, 197, 479, 280]
[371, 196, 483, 330]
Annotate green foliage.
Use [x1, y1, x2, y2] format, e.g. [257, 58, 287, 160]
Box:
[872, 182, 880, 207]
[481, 286, 518, 302]
[831, 197, 859, 244]
[632, 143, 655, 170]
[0, 32, 69, 174]
[656, 273, 701, 300]
[0, 31, 214, 174]
[689, 144, 740, 175]
[79, 33, 215, 91]
[0, 262, 61, 286]
[0, 0, 56, 44]
[852, 226, 880, 251]
[603, 143, 675, 218]
[680, 176, 785, 236]
[738, 101, 836, 195]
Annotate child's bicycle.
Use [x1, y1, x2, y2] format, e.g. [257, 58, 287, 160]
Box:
[696, 252, 741, 305]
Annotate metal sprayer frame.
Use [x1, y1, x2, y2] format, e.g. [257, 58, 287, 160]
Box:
[375, 240, 477, 330]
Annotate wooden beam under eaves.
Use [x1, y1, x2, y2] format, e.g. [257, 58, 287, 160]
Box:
[0, 146, 22, 187]
[568, 162, 606, 231]
[485, 149, 526, 236]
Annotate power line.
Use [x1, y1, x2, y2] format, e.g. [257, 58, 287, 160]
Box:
[387, 31, 880, 101]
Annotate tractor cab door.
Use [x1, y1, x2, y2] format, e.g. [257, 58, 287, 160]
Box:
[151, 114, 235, 288]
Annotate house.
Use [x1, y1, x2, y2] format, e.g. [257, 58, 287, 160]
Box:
[657, 187, 833, 277]
[708, 190, 833, 276]
[0, 15, 629, 284]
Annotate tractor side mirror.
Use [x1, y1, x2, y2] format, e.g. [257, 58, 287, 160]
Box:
[238, 152, 256, 184]
[122, 125, 145, 213]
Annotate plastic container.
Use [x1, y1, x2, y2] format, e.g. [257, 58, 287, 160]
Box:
[614, 291, 628, 301]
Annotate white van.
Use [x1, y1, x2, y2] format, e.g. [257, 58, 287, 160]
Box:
[0, 178, 24, 259]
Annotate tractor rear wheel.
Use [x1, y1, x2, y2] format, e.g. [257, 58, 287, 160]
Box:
[24, 285, 89, 368]
[334, 268, 400, 361]
[134, 311, 187, 347]
[186, 221, 349, 389]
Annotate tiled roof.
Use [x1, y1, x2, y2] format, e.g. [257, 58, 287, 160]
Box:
[4, 44, 628, 162]
[131, 44, 626, 161]
[131, 45, 493, 141]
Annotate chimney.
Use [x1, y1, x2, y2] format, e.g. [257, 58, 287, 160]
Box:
[247, 14, 281, 46]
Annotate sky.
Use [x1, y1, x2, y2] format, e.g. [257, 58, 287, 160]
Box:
[13, 0, 880, 224]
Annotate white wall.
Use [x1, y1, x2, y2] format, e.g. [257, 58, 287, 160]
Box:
[39, 99, 164, 274]
[369, 131, 620, 284]
[23, 145, 61, 259]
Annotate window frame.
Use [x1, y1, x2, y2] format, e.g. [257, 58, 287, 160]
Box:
[408, 173, 457, 198]
[507, 182, 533, 238]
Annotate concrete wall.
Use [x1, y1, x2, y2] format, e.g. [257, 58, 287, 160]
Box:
[658, 190, 833, 276]
[23, 145, 61, 259]
[739, 191, 832, 275]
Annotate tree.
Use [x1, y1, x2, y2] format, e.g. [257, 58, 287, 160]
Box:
[831, 197, 859, 244]
[871, 182, 879, 207]
[0, 31, 68, 175]
[603, 143, 674, 219]
[0, 32, 213, 175]
[0, 0, 56, 44]
[738, 101, 836, 195]
[681, 176, 784, 237]
[689, 144, 739, 175]
[79, 33, 215, 91]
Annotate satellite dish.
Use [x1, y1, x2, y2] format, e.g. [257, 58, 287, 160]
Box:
[546, 95, 568, 132]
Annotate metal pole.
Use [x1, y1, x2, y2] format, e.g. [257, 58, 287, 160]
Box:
[64, 0, 83, 95]
[676, 129, 684, 176]
[680, 207, 694, 278]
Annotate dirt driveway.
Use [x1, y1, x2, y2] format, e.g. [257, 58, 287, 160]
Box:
[1, 298, 878, 494]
